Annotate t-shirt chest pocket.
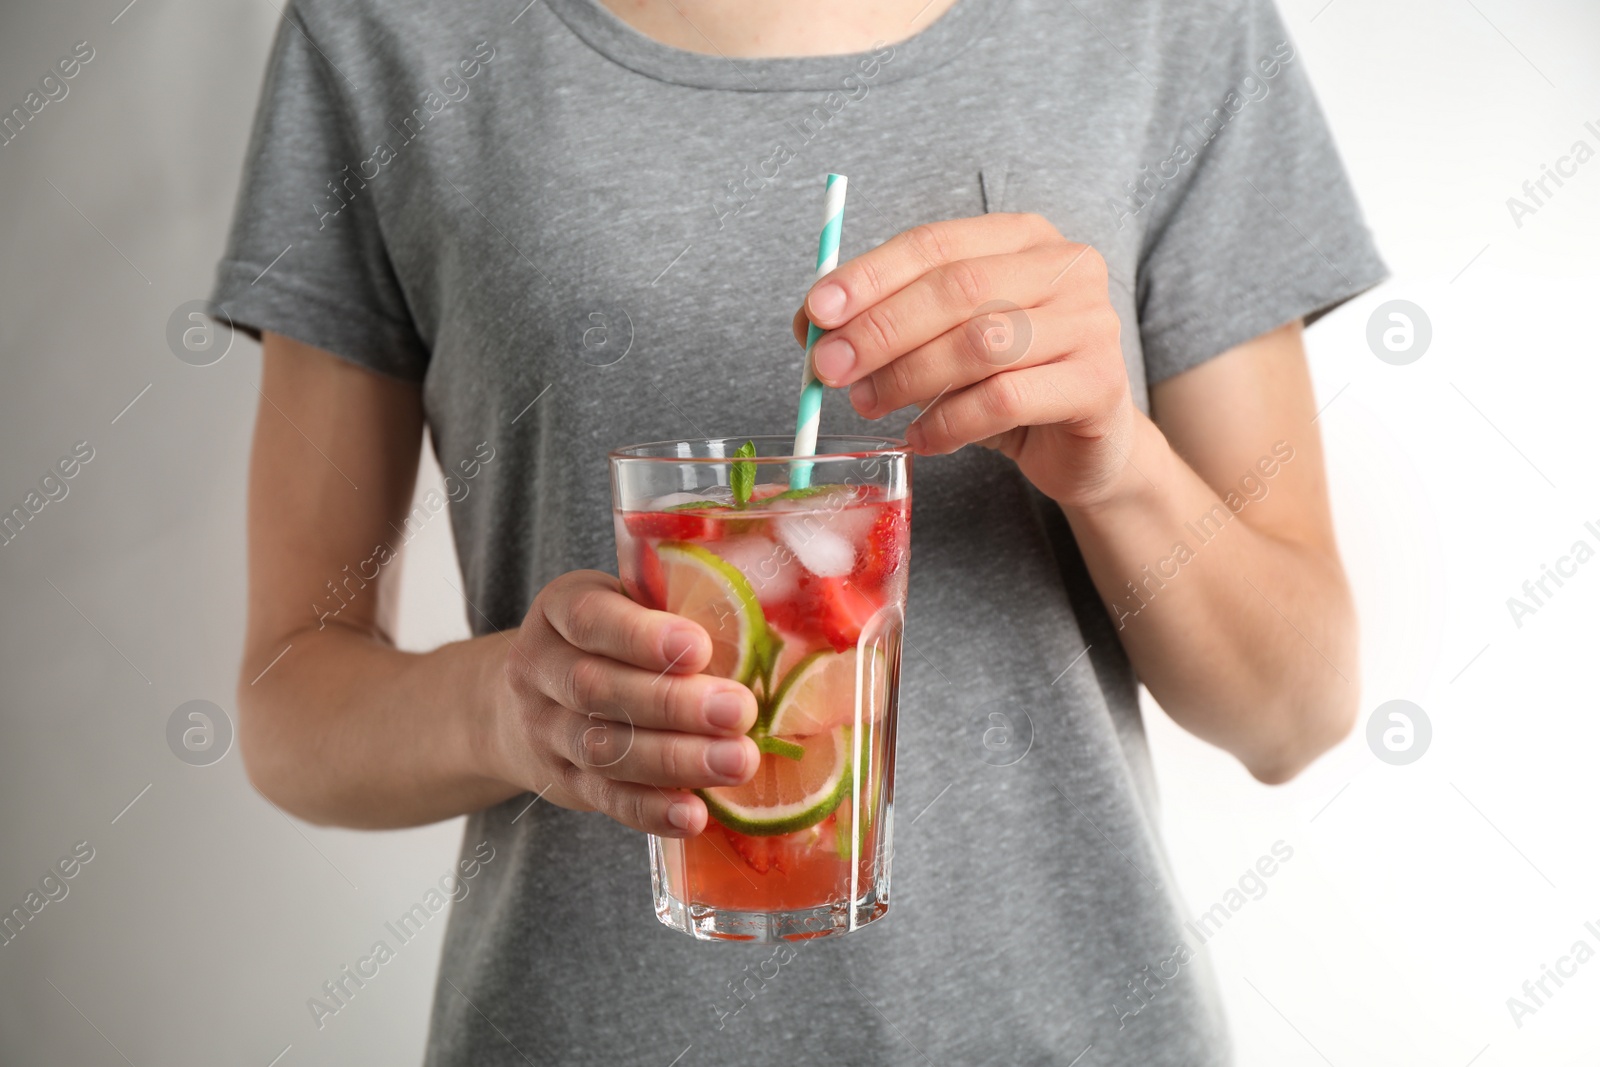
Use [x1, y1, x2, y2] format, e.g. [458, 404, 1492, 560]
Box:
[977, 160, 1149, 408]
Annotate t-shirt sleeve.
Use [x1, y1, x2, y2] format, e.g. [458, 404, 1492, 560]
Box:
[1135, 0, 1387, 384]
[209, 13, 428, 381]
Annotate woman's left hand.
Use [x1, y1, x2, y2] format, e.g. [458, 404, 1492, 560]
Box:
[794, 212, 1137, 509]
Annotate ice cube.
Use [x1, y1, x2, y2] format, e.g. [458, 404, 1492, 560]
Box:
[712, 535, 800, 602]
[649, 489, 732, 510]
[776, 516, 856, 577]
[648, 492, 702, 510]
[814, 501, 877, 544]
[758, 485, 856, 514]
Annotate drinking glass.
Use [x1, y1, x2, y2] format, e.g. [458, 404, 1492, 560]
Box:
[609, 436, 911, 941]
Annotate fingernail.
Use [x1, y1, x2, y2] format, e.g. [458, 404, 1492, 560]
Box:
[707, 739, 749, 778]
[704, 690, 746, 730]
[849, 377, 877, 415]
[666, 802, 696, 832]
[808, 283, 847, 323]
[662, 628, 700, 666]
[812, 337, 855, 384]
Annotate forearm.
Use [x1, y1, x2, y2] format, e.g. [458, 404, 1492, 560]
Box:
[1062, 412, 1358, 782]
[237, 624, 519, 828]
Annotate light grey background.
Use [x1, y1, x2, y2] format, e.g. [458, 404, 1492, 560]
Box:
[2, 1, 1598, 1065]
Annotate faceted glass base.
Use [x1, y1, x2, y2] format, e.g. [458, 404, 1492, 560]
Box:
[653, 884, 890, 942]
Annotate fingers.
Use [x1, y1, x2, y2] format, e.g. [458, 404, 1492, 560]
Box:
[511, 570, 769, 839]
[846, 274, 1091, 419]
[559, 653, 758, 735]
[550, 705, 760, 790]
[905, 362, 1114, 456]
[810, 244, 1070, 389]
[567, 776, 709, 838]
[804, 213, 1051, 334]
[538, 570, 710, 674]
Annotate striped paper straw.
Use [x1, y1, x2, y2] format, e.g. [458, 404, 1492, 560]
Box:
[790, 172, 848, 489]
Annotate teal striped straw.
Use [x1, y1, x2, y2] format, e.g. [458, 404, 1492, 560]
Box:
[791, 172, 848, 489]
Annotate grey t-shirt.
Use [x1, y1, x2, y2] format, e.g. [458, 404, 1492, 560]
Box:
[213, 0, 1384, 1062]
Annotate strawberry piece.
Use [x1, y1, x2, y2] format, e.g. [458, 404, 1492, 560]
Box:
[761, 580, 813, 638]
[622, 510, 726, 542]
[762, 570, 828, 646]
[849, 504, 909, 591]
[814, 575, 883, 651]
[622, 539, 666, 609]
[765, 569, 886, 650]
[721, 825, 790, 875]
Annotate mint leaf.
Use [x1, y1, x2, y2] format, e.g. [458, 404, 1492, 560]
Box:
[731, 439, 757, 507]
[755, 629, 783, 706]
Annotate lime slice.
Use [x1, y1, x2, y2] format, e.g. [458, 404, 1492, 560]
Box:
[764, 647, 887, 736]
[656, 542, 766, 684]
[755, 735, 805, 761]
[700, 726, 852, 836]
[835, 731, 884, 859]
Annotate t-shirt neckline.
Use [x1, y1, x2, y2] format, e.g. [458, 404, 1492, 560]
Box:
[540, 0, 1007, 91]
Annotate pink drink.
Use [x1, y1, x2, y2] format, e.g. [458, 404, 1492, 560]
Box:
[610, 439, 910, 941]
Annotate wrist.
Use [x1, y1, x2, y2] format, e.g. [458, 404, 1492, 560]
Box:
[465, 633, 520, 788]
[1061, 406, 1173, 520]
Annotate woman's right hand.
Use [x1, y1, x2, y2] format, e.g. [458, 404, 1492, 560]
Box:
[486, 569, 760, 837]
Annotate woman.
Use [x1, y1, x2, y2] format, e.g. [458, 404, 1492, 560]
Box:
[214, 0, 1382, 1061]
